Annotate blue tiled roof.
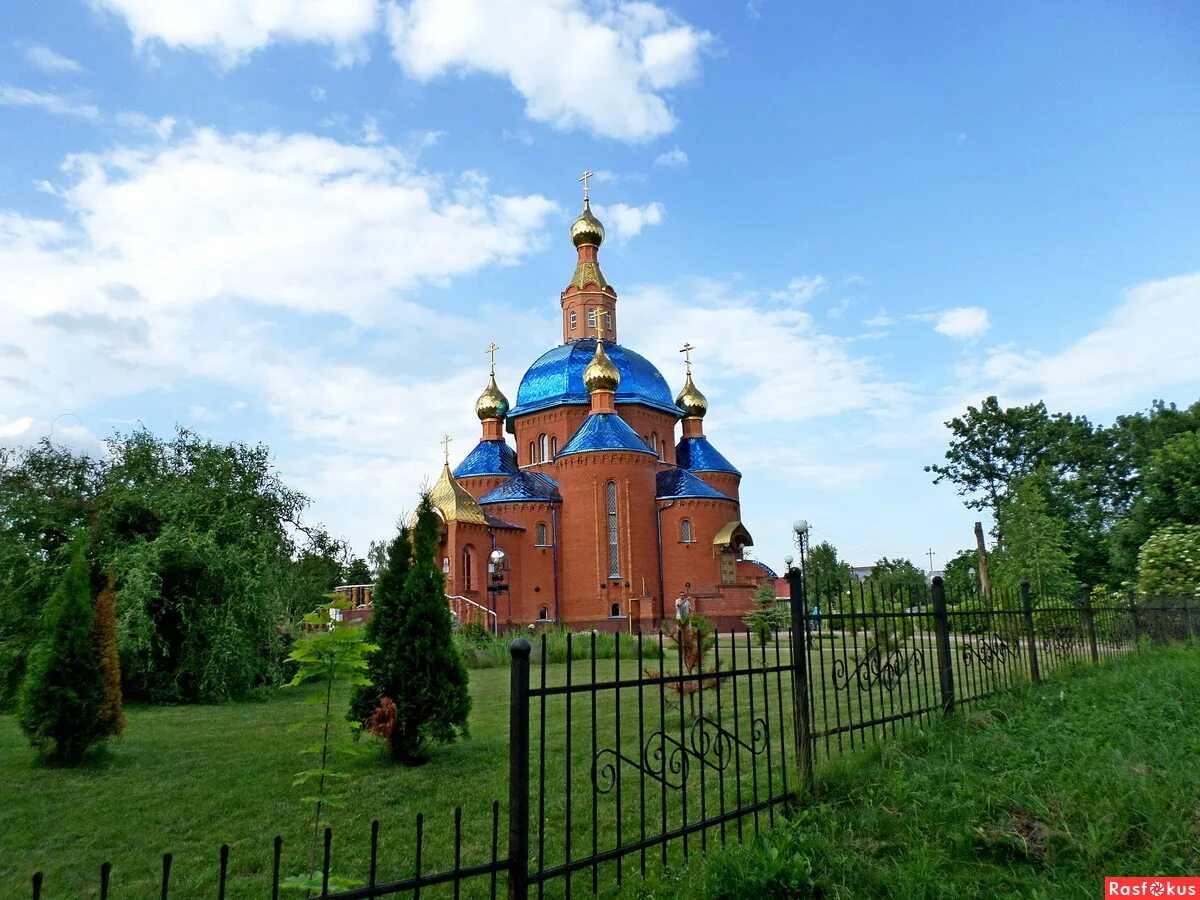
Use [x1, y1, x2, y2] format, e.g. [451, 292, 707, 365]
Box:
[509, 339, 679, 419]
[479, 471, 562, 504]
[655, 468, 732, 501]
[557, 413, 657, 457]
[676, 436, 740, 475]
[453, 440, 519, 478]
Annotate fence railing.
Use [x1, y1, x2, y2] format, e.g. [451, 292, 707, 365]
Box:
[27, 582, 1195, 898]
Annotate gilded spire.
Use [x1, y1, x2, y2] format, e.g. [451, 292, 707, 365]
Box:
[475, 342, 510, 421]
[570, 173, 605, 248]
[675, 343, 708, 418]
[429, 461, 487, 525]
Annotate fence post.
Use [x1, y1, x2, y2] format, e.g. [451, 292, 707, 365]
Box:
[1183, 595, 1194, 645]
[786, 566, 814, 791]
[1021, 582, 1041, 684]
[931, 577, 955, 716]
[1080, 588, 1100, 665]
[1128, 592, 1141, 646]
[508, 639, 531, 900]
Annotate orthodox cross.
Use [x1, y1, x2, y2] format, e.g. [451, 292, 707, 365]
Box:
[579, 170, 593, 202]
[680, 342, 695, 376]
[485, 341, 499, 376]
[592, 307, 607, 341]
[441, 434, 453, 465]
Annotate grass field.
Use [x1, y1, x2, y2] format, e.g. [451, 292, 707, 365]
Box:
[625, 643, 1200, 899]
[0, 625, 1152, 899]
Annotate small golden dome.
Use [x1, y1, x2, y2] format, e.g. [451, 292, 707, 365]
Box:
[675, 372, 708, 418]
[583, 340, 620, 393]
[474, 374, 509, 421]
[570, 200, 605, 248]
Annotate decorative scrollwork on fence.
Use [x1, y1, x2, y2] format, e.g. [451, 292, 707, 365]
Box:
[593, 716, 768, 795]
[1040, 633, 1081, 655]
[961, 637, 1014, 671]
[831, 644, 924, 693]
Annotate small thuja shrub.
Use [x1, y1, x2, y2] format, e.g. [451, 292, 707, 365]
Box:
[17, 536, 106, 763]
[284, 600, 377, 895]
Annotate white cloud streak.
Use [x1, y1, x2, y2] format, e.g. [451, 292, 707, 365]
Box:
[934, 306, 989, 340]
[23, 44, 86, 74]
[0, 84, 100, 120]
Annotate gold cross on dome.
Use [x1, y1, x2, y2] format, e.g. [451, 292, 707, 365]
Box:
[579, 170, 593, 201]
[680, 342, 695, 376]
[441, 434, 453, 465]
[592, 307, 607, 342]
[485, 341, 499, 376]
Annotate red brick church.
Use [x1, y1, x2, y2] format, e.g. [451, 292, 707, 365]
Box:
[429, 181, 773, 632]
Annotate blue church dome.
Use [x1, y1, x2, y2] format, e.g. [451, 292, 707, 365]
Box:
[508, 339, 679, 420]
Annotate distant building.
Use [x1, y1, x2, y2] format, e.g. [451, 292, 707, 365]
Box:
[427, 188, 772, 632]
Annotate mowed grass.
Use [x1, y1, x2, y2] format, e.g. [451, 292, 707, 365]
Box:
[625, 643, 1200, 899]
[1, 626, 1138, 899]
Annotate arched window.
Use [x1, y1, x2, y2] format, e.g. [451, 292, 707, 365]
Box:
[528, 441, 536, 465]
[606, 481, 620, 578]
[538, 606, 549, 620]
[550, 436, 558, 456]
[680, 519, 694, 544]
[536, 522, 548, 546]
[610, 602, 622, 618]
[650, 431, 660, 457]
[569, 311, 577, 331]
[587, 308, 597, 328]
[462, 546, 474, 592]
[539, 433, 550, 462]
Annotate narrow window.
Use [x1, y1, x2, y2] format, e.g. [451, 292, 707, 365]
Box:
[539, 606, 549, 620]
[606, 481, 620, 577]
[604, 313, 612, 334]
[463, 546, 474, 592]
[536, 522, 548, 545]
[550, 436, 558, 456]
[528, 441, 536, 464]
[587, 308, 597, 328]
[539, 433, 550, 461]
[610, 602, 622, 618]
[569, 311, 577, 331]
[681, 519, 693, 544]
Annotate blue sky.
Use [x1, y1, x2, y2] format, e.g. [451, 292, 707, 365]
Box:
[1, 1, 1198, 573]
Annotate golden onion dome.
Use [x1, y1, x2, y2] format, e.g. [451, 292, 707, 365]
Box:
[570, 200, 605, 248]
[675, 372, 708, 418]
[582, 340, 620, 393]
[474, 374, 510, 421]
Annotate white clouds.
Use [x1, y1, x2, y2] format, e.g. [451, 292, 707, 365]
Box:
[385, 0, 712, 140]
[772, 275, 828, 305]
[933, 306, 989, 340]
[93, 0, 380, 66]
[310, 87, 328, 101]
[0, 84, 100, 120]
[596, 201, 664, 243]
[962, 273, 1200, 412]
[654, 147, 688, 167]
[23, 44, 86, 74]
[46, 128, 555, 322]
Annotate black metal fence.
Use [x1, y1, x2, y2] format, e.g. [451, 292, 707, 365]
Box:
[27, 582, 1195, 899]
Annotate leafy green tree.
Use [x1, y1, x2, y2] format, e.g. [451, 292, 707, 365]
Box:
[284, 600, 377, 895]
[348, 525, 412, 728]
[925, 396, 1092, 520]
[1137, 524, 1200, 598]
[863, 557, 928, 607]
[745, 581, 788, 646]
[941, 548, 980, 600]
[803, 540, 854, 608]
[992, 473, 1078, 602]
[343, 557, 372, 585]
[17, 537, 105, 762]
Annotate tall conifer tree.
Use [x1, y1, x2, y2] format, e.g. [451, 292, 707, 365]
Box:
[17, 536, 105, 762]
[348, 524, 412, 727]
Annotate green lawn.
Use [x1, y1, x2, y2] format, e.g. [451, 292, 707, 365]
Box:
[624, 643, 1200, 899]
[1, 628, 1149, 899]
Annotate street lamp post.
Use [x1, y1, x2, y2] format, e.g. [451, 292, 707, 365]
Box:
[784, 519, 814, 790]
[487, 547, 509, 636]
